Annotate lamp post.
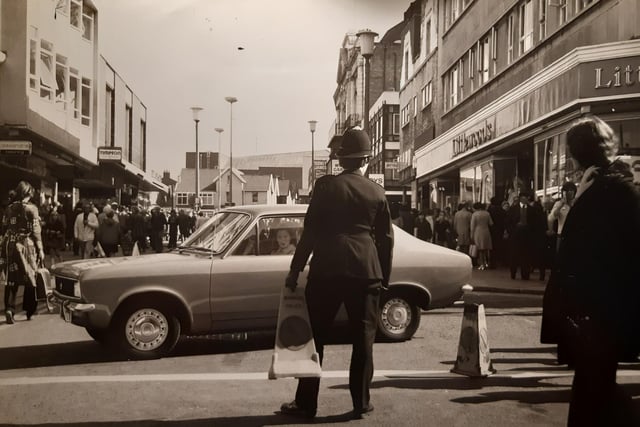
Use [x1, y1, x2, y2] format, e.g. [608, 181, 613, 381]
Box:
[308, 120, 317, 189]
[190, 107, 203, 210]
[214, 127, 224, 210]
[356, 29, 377, 136]
[224, 97, 237, 206]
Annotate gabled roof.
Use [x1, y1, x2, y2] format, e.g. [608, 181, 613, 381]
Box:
[243, 175, 272, 192]
[175, 167, 245, 192]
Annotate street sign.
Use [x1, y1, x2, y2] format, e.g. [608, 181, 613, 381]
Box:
[385, 161, 399, 170]
[98, 147, 123, 162]
[0, 140, 32, 155]
[368, 173, 384, 187]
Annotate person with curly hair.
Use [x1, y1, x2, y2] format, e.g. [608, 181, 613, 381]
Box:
[1, 181, 45, 324]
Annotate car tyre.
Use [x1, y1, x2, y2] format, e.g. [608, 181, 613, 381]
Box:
[109, 302, 181, 360]
[376, 290, 421, 342]
[85, 327, 109, 344]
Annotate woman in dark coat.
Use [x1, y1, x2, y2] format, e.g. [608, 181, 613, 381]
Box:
[0, 181, 45, 324]
[541, 116, 640, 426]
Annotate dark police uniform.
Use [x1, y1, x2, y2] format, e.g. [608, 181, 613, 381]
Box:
[282, 128, 393, 418]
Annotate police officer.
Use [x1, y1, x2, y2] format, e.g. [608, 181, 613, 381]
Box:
[279, 127, 394, 419]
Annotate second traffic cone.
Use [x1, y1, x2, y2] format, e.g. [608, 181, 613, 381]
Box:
[131, 242, 140, 257]
[451, 303, 496, 377]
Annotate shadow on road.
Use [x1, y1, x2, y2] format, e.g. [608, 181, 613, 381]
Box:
[492, 346, 557, 353]
[0, 411, 355, 426]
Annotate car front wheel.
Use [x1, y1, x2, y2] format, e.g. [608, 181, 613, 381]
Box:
[377, 291, 421, 342]
[110, 303, 181, 360]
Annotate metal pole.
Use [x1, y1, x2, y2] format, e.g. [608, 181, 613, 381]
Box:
[229, 103, 233, 205]
[195, 119, 200, 209]
[311, 130, 315, 188]
[363, 56, 371, 135]
[217, 131, 222, 209]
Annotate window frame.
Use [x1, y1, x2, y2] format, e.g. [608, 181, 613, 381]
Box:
[82, 5, 94, 42]
[519, 0, 534, 55]
[55, 54, 68, 109]
[69, 68, 80, 119]
[81, 76, 91, 126]
[70, 0, 82, 30]
[176, 193, 189, 206]
[39, 40, 55, 101]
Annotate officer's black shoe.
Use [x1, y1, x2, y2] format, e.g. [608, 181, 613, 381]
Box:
[280, 401, 316, 419]
[5, 310, 14, 324]
[352, 404, 374, 419]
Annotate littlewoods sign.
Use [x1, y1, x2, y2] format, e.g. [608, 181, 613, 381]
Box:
[451, 120, 494, 158]
[98, 147, 122, 162]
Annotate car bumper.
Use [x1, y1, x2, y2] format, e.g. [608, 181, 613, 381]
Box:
[51, 291, 109, 329]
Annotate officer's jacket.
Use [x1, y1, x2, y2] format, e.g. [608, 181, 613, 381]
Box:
[290, 169, 393, 286]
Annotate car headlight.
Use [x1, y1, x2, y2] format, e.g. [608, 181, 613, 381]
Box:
[73, 282, 81, 298]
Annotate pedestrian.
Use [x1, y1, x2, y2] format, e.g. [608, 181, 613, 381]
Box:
[541, 116, 640, 426]
[194, 211, 208, 230]
[487, 197, 506, 268]
[74, 203, 99, 259]
[178, 209, 192, 242]
[390, 202, 403, 229]
[433, 211, 451, 247]
[43, 205, 66, 266]
[452, 202, 472, 254]
[424, 208, 435, 242]
[130, 206, 147, 253]
[529, 196, 549, 281]
[167, 209, 178, 249]
[279, 127, 393, 420]
[0, 181, 45, 323]
[150, 207, 167, 253]
[97, 206, 120, 257]
[505, 191, 534, 280]
[470, 202, 493, 270]
[547, 181, 577, 253]
[413, 210, 433, 242]
[71, 201, 83, 255]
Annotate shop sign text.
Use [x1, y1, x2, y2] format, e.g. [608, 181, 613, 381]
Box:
[451, 121, 494, 158]
[98, 147, 123, 162]
[594, 65, 640, 89]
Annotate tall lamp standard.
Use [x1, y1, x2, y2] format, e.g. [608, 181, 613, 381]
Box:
[224, 97, 237, 206]
[214, 127, 224, 210]
[190, 107, 203, 210]
[356, 29, 377, 135]
[308, 120, 317, 189]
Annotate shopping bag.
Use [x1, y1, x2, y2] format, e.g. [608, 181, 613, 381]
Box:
[35, 265, 50, 301]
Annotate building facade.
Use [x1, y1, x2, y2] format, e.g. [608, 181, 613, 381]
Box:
[414, 0, 640, 210]
[0, 0, 164, 212]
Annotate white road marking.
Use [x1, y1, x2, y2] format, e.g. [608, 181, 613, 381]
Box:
[0, 369, 638, 386]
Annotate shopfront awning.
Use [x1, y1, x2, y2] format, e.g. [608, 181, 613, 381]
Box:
[122, 161, 168, 193]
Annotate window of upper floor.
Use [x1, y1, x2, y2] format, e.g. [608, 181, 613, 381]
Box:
[445, 0, 475, 31]
[392, 113, 400, 134]
[519, 0, 534, 55]
[421, 81, 433, 109]
[176, 193, 189, 206]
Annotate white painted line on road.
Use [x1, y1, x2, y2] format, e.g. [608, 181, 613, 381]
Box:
[0, 369, 638, 386]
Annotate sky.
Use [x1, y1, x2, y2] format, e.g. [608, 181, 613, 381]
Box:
[95, 0, 412, 178]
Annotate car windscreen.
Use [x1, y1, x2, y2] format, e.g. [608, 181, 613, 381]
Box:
[180, 211, 251, 253]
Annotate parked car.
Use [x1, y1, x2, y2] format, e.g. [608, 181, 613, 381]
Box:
[51, 204, 472, 359]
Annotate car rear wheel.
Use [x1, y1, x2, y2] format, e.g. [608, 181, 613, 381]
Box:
[377, 291, 421, 342]
[110, 303, 181, 360]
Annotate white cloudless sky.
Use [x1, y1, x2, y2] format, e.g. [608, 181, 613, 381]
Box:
[95, 0, 412, 178]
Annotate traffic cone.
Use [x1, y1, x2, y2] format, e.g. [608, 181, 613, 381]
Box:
[131, 242, 140, 257]
[451, 303, 496, 377]
[268, 287, 321, 379]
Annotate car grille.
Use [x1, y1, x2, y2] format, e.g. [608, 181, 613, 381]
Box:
[55, 276, 77, 298]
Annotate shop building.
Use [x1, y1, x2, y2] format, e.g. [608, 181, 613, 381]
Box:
[397, 0, 439, 210]
[415, 0, 640, 210]
[0, 0, 165, 211]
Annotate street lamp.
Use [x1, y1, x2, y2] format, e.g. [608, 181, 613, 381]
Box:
[214, 127, 224, 209]
[308, 120, 317, 189]
[356, 29, 377, 136]
[225, 96, 237, 206]
[190, 106, 203, 210]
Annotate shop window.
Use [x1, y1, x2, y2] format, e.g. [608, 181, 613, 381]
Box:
[421, 81, 432, 109]
[29, 39, 38, 91]
[69, 68, 80, 119]
[55, 54, 68, 108]
[176, 193, 189, 205]
[70, 0, 82, 29]
[39, 40, 54, 101]
[479, 35, 490, 85]
[56, 0, 69, 16]
[535, 135, 575, 198]
[519, 0, 534, 55]
[81, 77, 91, 126]
[614, 118, 640, 155]
[558, 0, 568, 25]
[82, 5, 94, 41]
[538, 0, 547, 41]
[507, 15, 515, 64]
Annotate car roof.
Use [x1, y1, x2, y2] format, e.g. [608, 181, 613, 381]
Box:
[221, 204, 308, 217]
